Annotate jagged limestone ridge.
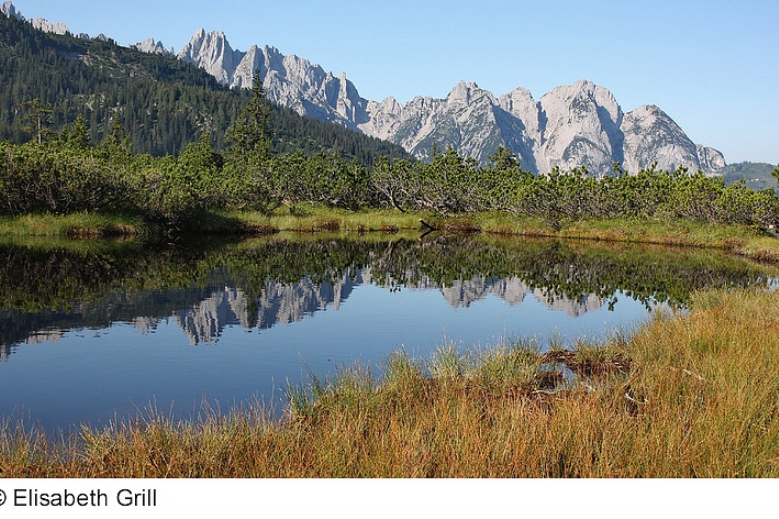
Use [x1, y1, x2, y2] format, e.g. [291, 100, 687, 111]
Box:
[175, 27, 725, 174]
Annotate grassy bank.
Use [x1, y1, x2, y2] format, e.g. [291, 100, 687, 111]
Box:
[238, 207, 779, 263]
[0, 206, 774, 240]
[2, 287, 778, 477]
[2, 207, 779, 264]
[0, 212, 145, 238]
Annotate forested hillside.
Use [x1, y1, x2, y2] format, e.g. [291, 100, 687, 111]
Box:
[0, 12, 410, 163]
[720, 162, 777, 191]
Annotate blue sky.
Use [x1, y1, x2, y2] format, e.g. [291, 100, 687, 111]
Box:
[10, 0, 779, 165]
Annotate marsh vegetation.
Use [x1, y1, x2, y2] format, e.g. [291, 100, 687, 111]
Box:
[2, 288, 779, 477]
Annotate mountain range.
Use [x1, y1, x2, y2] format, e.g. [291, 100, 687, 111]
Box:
[3, 1, 726, 174]
[174, 28, 726, 174]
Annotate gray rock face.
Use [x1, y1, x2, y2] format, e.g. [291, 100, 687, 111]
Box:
[178, 29, 241, 85]
[1, 1, 21, 19]
[30, 17, 68, 35]
[621, 104, 702, 173]
[619, 107, 724, 173]
[361, 81, 510, 165]
[2, 1, 71, 36]
[2, 2, 108, 43]
[536, 80, 625, 173]
[132, 38, 173, 57]
[696, 144, 727, 171]
[177, 30, 370, 129]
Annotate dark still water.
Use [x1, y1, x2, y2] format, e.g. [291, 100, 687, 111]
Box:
[1, 233, 775, 432]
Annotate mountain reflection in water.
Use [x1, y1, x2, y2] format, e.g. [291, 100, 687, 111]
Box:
[0, 233, 775, 430]
[2, 234, 774, 350]
[124, 274, 607, 346]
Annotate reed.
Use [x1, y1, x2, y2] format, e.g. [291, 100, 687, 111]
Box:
[2, 288, 779, 478]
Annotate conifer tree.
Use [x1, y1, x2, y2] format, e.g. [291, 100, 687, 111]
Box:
[226, 69, 272, 159]
[66, 114, 91, 150]
[21, 98, 53, 145]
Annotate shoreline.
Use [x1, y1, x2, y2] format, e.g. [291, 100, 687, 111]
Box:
[3, 209, 778, 263]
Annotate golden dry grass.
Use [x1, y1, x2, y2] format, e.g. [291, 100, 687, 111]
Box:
[2, 287, 779, 478]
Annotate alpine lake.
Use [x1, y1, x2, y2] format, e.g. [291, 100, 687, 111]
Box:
[2, 230, 777, 434]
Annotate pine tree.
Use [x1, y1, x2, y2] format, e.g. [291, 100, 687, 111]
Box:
[226, 69, 272, 159]
[21, 98, 53, 144]
[67, 114, 91, 149]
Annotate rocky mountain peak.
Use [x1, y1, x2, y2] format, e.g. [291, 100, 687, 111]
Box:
[354, 75, 722, 173]
[132, 37, 173, 56]
[178, 29, 241, 85]
[447, 81, 481, 103]
[697, 145, 726, 171]
[30, 17, 68, 35]
[1, 1, 20, 19]
[620, 104, 701, 173]
[2, 2, 108, 43]
[536, 80, 625, 172]
[178, 28, 371, 129]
